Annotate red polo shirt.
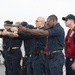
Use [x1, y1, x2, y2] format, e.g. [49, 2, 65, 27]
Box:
[44, 37, 48, 54]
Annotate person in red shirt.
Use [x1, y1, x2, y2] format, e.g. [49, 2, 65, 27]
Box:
[62, 14, 75, 75]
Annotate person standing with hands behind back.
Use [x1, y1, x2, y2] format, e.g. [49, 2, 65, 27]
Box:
[62, 14, 75, 75]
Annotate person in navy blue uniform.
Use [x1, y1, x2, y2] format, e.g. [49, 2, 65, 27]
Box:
[0, 20, 22, 75]
[19, 17, 46, 75]
[21, 21, 34, 57]
[20, 21, 35, 75]
[32, 17, 46, 75]
[0, 20, 14, 75]
[18, 15, 65, 75]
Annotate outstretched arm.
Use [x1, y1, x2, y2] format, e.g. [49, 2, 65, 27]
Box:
[1, 30, 18, 37]
[18, 27, 49, 36]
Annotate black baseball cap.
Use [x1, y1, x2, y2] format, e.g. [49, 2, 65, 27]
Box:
[62, 14, 75, 21]
[4, 20, 13, 24]
[4, 20, 13, 26]
[21, 21, 29, 27]
[26, 25, 34, 29]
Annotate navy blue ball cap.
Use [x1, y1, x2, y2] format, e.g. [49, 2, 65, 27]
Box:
[21, 21, 28, 27]
[62, 14, 75, 21]
[26, 25, 34, 29]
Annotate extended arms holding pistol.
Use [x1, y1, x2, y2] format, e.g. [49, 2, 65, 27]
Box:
[5, 24, 22, 28]
[0, 21, 32, 37]
[5, 21, 29, 28]
[0, 28, 18, 37]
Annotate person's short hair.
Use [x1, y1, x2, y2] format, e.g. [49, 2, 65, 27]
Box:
[15, 22, 21, 25]
[48, 15, 58, 21]
[4, 20, 13, 24]
[62, 14, 75, 21]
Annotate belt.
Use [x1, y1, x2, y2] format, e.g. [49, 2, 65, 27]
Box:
[51, 50, 62, 54]
[31, 50, 44, 55]
[40, 50, 44, 53]
[46, 50, 62, 59]
[12, 47, 20, 50]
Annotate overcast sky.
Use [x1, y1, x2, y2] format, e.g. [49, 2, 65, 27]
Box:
[0, 0, 75, 34]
